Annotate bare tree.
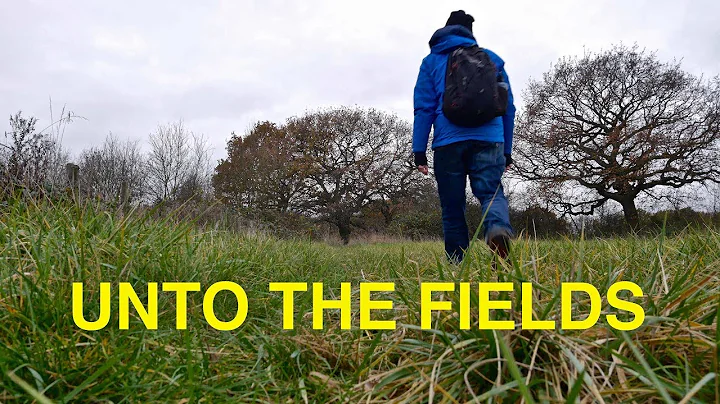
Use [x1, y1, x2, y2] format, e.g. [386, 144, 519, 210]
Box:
[145, 121, 211, 205]
[79, 133, 145, 202]
[288, 107, 417, 243]
[1, 112, 58, 196]
[707, 182, 720, 214]
[514, 44, 720, 228]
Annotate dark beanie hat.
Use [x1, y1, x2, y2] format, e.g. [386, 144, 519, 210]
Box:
[446, 10, 474, 32]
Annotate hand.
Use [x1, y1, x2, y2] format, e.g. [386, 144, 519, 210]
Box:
[417, 165, 429, 175]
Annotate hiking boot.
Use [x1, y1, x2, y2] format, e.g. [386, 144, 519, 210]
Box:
[485, 227, 511, 260]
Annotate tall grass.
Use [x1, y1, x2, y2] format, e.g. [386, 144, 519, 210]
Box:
[0, 197, 717, 402]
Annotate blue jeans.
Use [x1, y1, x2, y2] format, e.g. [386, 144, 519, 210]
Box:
[433, 140, 512, 262]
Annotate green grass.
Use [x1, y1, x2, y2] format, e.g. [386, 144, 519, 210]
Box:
[0, 197, 718, 403]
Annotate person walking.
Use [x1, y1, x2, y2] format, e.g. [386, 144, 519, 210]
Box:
[413, 10, 516, 263]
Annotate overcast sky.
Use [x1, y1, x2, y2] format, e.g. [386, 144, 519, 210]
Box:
[2, 0, 719, 162]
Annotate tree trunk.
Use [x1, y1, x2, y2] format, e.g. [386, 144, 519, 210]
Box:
[337, 219, 351, 245]
[620, 197, 640, 229]
[380, 202, 393, 226]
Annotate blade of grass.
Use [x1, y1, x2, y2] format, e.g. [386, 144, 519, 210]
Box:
[7, 371, 54, 404]
[496, 330, 535, 404]
[620, 331, 675, 404]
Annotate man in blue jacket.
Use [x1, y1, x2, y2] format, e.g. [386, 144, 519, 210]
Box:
[413, 10, 515, 263]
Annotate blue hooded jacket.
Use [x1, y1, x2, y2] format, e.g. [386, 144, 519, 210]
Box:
[412, 25, 516, 156]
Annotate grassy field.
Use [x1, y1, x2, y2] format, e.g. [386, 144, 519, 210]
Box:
[1, 197, 718, 403]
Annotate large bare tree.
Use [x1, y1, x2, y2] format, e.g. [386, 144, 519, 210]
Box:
[214, 107, 419, 243]
[288, 107, 417, 243]
[514, 45, 720, 227]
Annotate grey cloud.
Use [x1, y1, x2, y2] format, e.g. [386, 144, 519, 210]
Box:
[1, 0, 719, 163]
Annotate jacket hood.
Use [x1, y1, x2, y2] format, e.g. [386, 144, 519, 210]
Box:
[429, 25, 477, 54]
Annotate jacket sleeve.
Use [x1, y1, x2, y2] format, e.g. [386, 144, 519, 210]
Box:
[412, 56, 438, 153]
[498, 65, 516, 156]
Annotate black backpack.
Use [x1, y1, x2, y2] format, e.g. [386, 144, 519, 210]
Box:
[442, 46, 509, 127]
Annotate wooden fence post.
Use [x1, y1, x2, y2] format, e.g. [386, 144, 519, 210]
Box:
[65, 163, 79, 201]
[120, 180, 130, 215]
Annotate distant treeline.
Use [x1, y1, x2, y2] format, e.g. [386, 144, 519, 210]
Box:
[3, 44, 720, 242]
[2, 105, 719, 243]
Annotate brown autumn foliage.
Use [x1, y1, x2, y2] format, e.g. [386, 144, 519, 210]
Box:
[213, 107, 423, 243]
[214, 121, 307, 214]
